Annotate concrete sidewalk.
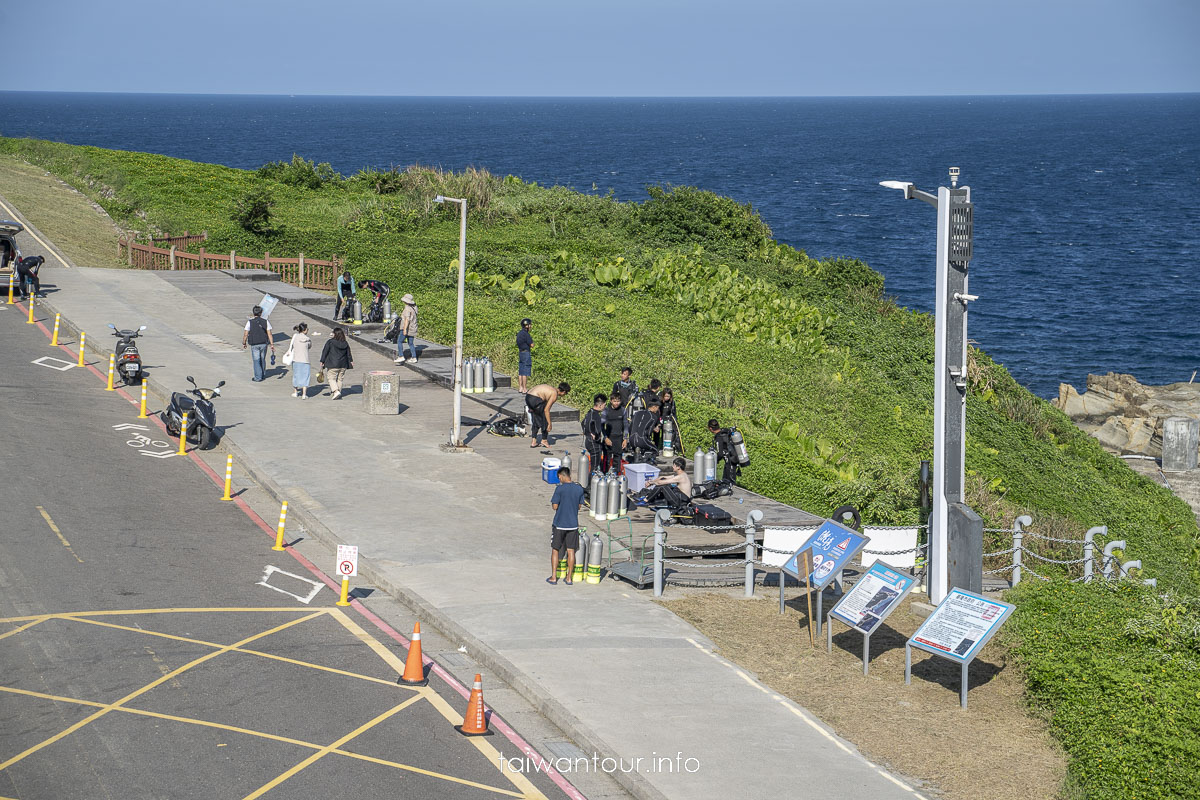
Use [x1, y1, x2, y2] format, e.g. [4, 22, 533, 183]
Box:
[17, 252, 923, 798]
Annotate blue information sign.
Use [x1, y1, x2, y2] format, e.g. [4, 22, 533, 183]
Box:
[830, 562, 917, 634]
[781, 520, 869, 590]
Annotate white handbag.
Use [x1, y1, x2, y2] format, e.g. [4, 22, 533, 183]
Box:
[282, 345, 294, 366]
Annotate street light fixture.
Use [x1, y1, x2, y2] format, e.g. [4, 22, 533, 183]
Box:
[434, 194, 468, 448]
[880, 168, 977, 605]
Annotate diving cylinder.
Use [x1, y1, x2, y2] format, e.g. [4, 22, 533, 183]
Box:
[352, 300, 363, 324]
[618, 473, 628, 518]
[730, 428, 751, 465]
[580, 448, 591, 480]
[383, 299, 392, 320]
[662, 418, 675, 457]
[586, 533, 604, 584]
[557, 553, 569, 579]
[592, 473, 609, 520]
[482, 358, 494, 392]
[473, 358, 485, 393]
[574, 532, 588, 582]
[693, 447, 705, 486]
[704, 449, 717, 482]
[462, 358, 475, 393]
[562, 450, 573, 477]
[605, 472, 620, 520]
[589, 470, 602, 515]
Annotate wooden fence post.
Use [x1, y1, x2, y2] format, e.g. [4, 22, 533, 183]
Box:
[299, 253, 305, 288]
[169, 245, 176, 270]
[198, 247, 205, 269]
[264, 251, 270, 274]
[127, 239, 133, 266]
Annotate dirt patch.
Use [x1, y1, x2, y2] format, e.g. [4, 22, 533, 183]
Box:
[660, 590, 1068, 800]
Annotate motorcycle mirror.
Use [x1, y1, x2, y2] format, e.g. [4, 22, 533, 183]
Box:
[107, 323, 116, 329]
[216, 380, 226, 388]
[187, 376, 196, 385]
[138, 325, 147, 331]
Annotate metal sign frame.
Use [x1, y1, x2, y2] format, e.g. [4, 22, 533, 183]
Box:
[781, 520, 870, 635]
[826, 562, 917, 675]
[905, 588, 1014, 708]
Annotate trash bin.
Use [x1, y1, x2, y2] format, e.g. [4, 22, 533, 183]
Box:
[363, 370, 399, 415]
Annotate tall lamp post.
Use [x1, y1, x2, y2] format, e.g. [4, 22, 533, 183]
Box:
[434, 194, 468, 448]
[880, 168, 977, 604]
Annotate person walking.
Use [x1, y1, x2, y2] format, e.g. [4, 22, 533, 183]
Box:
[241, 305, 276, 382]
[320, 327, 354, 400]
[286, 322, 312, 398]
[394, 293, 419, 364]
[334, 270, 356, 321]
[516, 318, 533, 393]
[548, 466, 586, 586]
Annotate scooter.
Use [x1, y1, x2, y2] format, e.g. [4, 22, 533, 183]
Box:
[108, 323, 146, 385]
[162, 376, 225, 450]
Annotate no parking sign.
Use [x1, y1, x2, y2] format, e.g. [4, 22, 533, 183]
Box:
[336, 545, 359, 578]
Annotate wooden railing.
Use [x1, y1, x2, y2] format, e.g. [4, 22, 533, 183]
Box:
[117, 237, 339, 291]
[152, 230, 207, 249]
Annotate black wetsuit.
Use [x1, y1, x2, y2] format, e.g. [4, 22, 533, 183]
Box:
[582, 407, 605, 466]
[600, 406, 627, 472]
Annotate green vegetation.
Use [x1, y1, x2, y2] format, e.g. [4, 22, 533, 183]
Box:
[1, 136, 1197, 798]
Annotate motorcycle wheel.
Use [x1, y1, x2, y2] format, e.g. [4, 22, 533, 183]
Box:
[162, 412, 179, 437]
[197, 426, 218, 451]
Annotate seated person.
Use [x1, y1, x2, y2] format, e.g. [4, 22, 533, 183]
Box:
[632, 457, 692, 508]
[627, 399, 661, 463]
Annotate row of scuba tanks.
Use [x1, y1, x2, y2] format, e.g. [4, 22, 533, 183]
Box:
[461, 357, 495, 393]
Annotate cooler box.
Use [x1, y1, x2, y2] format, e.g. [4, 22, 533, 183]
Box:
[541, 457, 562, 484]
[625, 462, 660, 492]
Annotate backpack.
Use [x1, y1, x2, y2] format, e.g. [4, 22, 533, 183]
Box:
[693, 480, 733, 500]
[487, 415, 527, 437]
[382, 316, 402, 342]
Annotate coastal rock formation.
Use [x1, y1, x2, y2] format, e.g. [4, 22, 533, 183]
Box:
[1055, 373, 1200, 457]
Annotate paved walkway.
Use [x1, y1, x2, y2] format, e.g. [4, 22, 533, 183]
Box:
[8, 212, 923, 800]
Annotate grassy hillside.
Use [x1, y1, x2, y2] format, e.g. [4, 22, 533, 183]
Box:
[4, 137, 1199, 798]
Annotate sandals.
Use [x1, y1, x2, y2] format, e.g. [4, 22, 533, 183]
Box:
[545, 577, 558, 585]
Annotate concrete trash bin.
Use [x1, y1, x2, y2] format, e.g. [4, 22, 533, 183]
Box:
[363, 370, 399, 415]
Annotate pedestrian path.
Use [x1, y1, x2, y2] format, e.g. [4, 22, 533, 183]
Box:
[22, 256, 922, 800]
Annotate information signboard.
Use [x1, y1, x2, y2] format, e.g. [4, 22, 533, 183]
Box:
[336, 544, 359, 578]
[781, 520, 869, 590]
[830, 562, 916, 634]
[909, 588, 1013, 663]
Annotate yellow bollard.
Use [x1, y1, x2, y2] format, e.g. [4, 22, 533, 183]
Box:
[220, 454, 233, 501]
[177, 411, 189, 455]
[336, 576, 352, 606]
[26, 296, 35, 324]
[272, 501, 288, 551]
[137, 382, 149, 418]
[77, 331, 86, 367]
[105, 353, 116, 391]
[50, 313, 60, 346]
[6, 273, 12, 304]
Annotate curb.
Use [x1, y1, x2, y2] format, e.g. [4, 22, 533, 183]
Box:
[33, 289, 670, 800]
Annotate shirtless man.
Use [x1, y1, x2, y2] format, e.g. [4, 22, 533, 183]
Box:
[525, 382, 571, 448]
[632, 456, 693, 508]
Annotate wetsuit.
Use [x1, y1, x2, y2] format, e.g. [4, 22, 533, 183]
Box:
[600, 405, 627, 472]
[713, 428, 741, 483]
[526, 393, 549, 441]
[582, 407, 606, 469]
[628, 407, 660, 463]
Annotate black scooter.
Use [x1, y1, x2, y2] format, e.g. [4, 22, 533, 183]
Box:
[108, 323, 146, 385]
[162, 376, 225, 450]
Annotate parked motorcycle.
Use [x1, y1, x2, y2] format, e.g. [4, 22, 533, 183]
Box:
[108, 323, 147, 385]
[162, 376, 225, 450]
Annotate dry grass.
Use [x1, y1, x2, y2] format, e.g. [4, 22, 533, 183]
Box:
[660, 590, 1069, 800]
[0, 154, 126, 268]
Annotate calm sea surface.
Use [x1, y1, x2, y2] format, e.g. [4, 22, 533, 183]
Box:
[2, 92, 1197, 397]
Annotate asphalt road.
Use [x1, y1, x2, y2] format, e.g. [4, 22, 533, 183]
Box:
[0, 299, 574, 800]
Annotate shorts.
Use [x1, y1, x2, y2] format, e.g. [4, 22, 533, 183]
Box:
[518, 350, 532, 377]
[551, 526, 580, 552]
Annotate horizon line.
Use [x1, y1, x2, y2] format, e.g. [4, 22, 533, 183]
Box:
[2, 89, 1198, 100]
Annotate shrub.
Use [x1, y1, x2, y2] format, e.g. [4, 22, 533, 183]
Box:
[256, 154, 340, 189]
[231, 187, 275, 233]
[629, 185, 773, 252]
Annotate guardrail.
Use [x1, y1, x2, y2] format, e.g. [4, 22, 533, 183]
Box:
[116, 237, 339, 290]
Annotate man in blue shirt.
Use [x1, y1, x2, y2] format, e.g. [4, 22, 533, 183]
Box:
[335, 271, 356, 321]
[548, 467, 586, 585]
[516, 318, 533, 394]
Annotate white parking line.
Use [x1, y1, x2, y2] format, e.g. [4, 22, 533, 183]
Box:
[31, 356, 76, 371]
[256, 565, 324, 604]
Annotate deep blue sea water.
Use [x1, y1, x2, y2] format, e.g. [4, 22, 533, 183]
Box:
[2, 92, 1197, 397]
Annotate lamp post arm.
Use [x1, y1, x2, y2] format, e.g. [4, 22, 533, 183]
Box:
[910, 187, 939, 208]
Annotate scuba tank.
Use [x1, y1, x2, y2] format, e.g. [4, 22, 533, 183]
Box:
[562, 450, 572, 476]
[580, 448, 591, 480]
[482, 357, 494, 392]
[574, 532, 588, 582]
[473, 358, 485, 393]
[693, 447, 705, 486]
[730, 427, 751, 466]
[592, 472, 609, 521]
[383, 299, 392, 321]
[352, 299, 363, 324]
[704, 449, 717, 482]
[589, 469, 602, 506]
[662, 418, 675, 457]
[462, 357, 475, 393]
[586, 533, 604, 584]
[605, 472, 620, 520]
[618, 473, 628, 517]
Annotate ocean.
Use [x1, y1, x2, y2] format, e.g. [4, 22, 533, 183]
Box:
[2, 92, 1197, 398]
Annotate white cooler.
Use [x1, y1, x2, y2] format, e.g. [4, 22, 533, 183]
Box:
[624, 462, 660, 492]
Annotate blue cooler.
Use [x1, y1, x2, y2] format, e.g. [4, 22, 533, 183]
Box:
[541, 457, 562, 484]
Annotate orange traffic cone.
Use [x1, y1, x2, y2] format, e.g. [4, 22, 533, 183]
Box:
[456, 674, 493, 736]
[397, 622, 428, 686]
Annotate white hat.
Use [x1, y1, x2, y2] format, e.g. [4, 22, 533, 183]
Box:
[401, 293, 416, 305]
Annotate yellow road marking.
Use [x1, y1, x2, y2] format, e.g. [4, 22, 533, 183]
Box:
[327, 608, 548, 800]
[0, 617, 49, 642]
[37, 505, 83, 563]
[241, 695, 424, 800]
[0, 686, 523, 797]
[0, 607, 321, 624]
[0, 610, 325, 771]
[0, 196, 70, 269]
[66, 615, 406, 689]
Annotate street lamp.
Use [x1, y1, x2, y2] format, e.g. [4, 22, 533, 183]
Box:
[880, 167, 977, 604]
[434, 194, 468, 448]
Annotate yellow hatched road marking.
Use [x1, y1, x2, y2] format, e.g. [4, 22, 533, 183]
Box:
[36, 506, 83, 563]
[0, 610, 325, 771]
[0, 607, 323, 624]
[0, 617, 50, 642]
[0, 686, 523, 797]
[63, 616, 407, 690]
